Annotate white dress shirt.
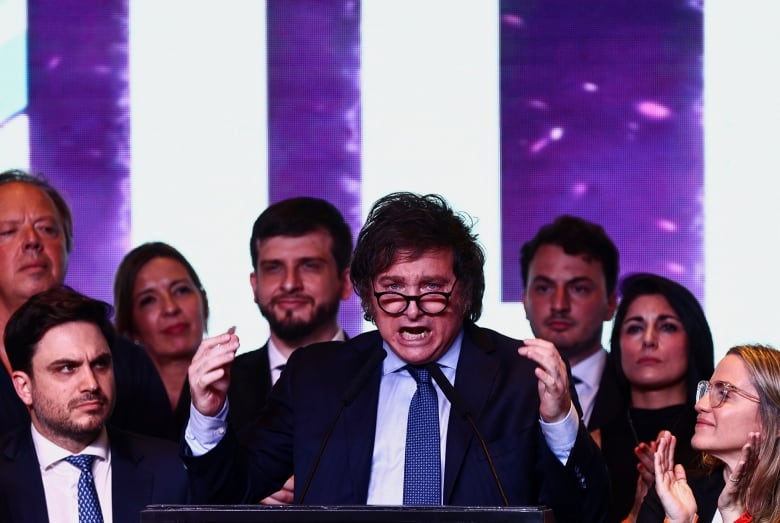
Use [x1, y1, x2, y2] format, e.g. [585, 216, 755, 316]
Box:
[570, 348, 607, 427]
[31, 424, 113, 523]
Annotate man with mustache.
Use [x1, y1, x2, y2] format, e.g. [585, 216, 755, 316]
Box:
[520, 215, 622, 434]
[0, 286, 188, 523]
[227, 197, 353, 503]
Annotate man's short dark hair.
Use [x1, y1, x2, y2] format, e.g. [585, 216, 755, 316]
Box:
[351, 192, 485, 323]
[520, 215, 619, 295]
[0, 169, 74, 253]
[4, 286, 116, 374]
[249, 197, 353, 273]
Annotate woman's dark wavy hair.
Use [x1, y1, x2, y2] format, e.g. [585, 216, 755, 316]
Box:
[351, 192, 485, 323]
[610, 272, 714, 402]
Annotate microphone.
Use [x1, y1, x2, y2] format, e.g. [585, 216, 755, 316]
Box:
[298, 349, 387, 504]
[426, 362, 510, 506]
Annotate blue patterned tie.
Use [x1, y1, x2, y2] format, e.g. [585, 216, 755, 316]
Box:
[403, 366, 441, 505]
[65, 455, 104, 523]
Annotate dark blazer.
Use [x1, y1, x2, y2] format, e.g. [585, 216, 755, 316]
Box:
[109, 336, 182, 441]
[184, 322, 610, 523]
[0, 426, 189, 523]
[638, 466, 724, 523]
[228, 343, 273, 434]
[586, 351, 625, 432]
[0, 370, 28, 436]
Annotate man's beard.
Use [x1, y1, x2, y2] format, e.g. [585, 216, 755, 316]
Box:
[259, 297, 340, 344]
[32, 391, 113, 447]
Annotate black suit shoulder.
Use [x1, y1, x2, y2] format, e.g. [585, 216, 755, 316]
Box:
[0, 371, 29, 437]
[109, 336, 175, 440]
[228, 344, 272, 432]
[0, 427, 48, 523]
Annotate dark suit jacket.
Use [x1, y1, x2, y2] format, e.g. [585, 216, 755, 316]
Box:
[0, 370, 28, 436]
[228, 344, 273, 434]
[586, 351, 625, 432]
[109, 336, 182, 441]
[0, 426, 189, 523]
[638, 466, 724, 523]
[184, 322, 610, 523]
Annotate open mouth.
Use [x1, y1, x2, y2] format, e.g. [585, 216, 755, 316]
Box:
[400, 326, 429, 341]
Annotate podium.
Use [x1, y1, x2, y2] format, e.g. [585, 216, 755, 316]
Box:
[141, 505, 555, 523]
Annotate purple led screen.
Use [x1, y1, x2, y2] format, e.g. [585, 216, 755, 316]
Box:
[20, 0, 364, 334]
[267, 0, 363, 335]
[500, 0, 704, 302]
[27, 0, 131, 305]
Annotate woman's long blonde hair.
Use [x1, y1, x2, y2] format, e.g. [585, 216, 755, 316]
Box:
[725, 344, 780, 522]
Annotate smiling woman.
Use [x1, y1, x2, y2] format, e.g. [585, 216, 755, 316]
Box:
[641, 344, 780, 523]
[113, 242, 209, 438]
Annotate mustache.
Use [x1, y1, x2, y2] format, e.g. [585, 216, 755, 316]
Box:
[546, 312, 573, 321]
[68, 392, 109, 409]
[270, 293, 313, 304]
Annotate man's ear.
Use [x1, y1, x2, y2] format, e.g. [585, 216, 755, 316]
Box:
[339, 268, 354, 301]
[11, 371, 34, 407]
[521, 291, 531, 320]
[605, 291, 618, 321]
[249, 271, 259, 304]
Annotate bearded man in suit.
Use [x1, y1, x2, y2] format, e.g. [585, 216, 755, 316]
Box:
[0, 286, 188, 523]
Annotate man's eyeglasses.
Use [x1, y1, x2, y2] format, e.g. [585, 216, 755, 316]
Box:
[695, 380, 760, 408]
[373, 280, 457, 315]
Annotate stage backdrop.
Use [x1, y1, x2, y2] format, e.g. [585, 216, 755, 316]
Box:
[1, 0, 778, 356]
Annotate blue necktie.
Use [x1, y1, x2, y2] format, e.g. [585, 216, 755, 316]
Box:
[65, 454, 104, 523]
[403, 366, 441, 505]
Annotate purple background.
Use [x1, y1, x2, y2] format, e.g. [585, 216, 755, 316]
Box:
[14, 0, 703, 327]
[27, 0, 131, 305]
[500, 0, 704, 302]
[267, 0, 363, 334]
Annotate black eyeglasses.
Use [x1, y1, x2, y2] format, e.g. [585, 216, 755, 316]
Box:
[695, 380, 760, 408]
[373, 280, 457, 315]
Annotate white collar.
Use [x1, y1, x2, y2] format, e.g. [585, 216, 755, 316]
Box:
[267, 328, 346, 370]
[31, 424, 110, 471]
[571, 348, 607, 390]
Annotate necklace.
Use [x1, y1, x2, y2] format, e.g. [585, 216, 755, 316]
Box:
[626, 404, 688, 445]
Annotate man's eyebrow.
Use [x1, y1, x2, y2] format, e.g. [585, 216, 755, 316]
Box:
[47, 358, 81, 368]
[565, 276, 595, 285]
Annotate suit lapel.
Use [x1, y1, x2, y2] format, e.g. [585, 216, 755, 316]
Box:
[341, 334, 383, 502]
[442, 324, 498, 503]
[1, 429, 50, 522]
[109, 430, 153, 523]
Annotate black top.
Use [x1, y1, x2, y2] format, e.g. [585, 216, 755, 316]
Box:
[0, 369, 29, 436]
[601, 403, 699, 522]
[638, 466, 724, 523]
